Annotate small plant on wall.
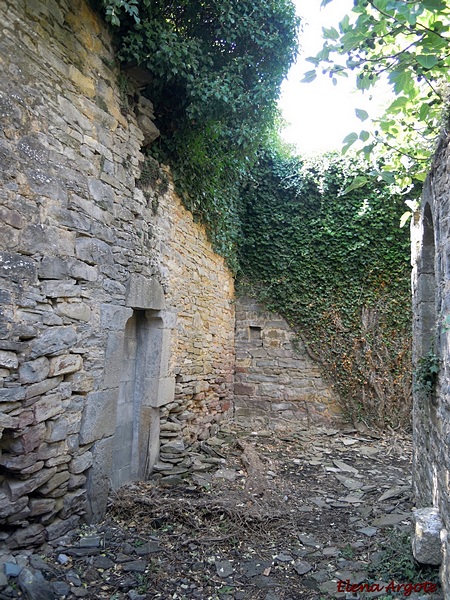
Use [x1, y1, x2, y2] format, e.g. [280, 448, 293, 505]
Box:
[414, 349, 440, 399]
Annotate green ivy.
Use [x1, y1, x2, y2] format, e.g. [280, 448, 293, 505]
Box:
[93, 0, 300, 269]
[239, 149, 413, 428]
[414, 349, 440, 399]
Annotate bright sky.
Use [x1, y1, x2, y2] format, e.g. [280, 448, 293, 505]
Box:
[279, 0, 392, 155]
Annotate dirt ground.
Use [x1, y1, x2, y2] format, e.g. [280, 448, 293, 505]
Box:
[3, 425, 443, 600]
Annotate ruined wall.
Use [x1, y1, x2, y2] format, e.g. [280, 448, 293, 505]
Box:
[412, 138, 450, 594]
[0, 0, 234, 547]
[234, 297, 340, 429]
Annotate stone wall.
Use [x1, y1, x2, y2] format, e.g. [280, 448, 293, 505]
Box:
[412, 136, 450, 594]
[0, 0, 234, 546]
[234, 297, 340, 429]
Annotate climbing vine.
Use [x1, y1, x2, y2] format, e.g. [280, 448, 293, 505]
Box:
[239, 150, 413, 428]
[93, 0, 300, 269]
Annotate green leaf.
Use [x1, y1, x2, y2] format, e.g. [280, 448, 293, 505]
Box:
[359, 130, 370, 142]
[421, 0, 447, 10]
[388, 69, 414, 95]
[339, 15, 350, 34]
[341, 176, 368, 195]
[342, 132, 359, 145]
[322, 26, 340, 40]
[416, 55, 439, 69]
[419, 103, 430, 121]
[355, 108, 369, 122]
[320, 0, 334, 6]
[301, 70, 317, 83]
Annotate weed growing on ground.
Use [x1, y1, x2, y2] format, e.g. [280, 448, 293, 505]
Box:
[369, 529, 440, 585]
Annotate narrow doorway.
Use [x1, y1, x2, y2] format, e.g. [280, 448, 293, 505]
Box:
[111, 310, 163, 489]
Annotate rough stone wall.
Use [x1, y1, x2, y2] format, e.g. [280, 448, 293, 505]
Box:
[412, 137, 450, 594]
[156, 190, 235, 445]
[234, 297, 340, 429]
[0, 0, 234, 547]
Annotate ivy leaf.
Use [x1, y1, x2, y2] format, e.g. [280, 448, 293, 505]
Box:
[341, 176, 368, 195]
[355, 108, 369, 122]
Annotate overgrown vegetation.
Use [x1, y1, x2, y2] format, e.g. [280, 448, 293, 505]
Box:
[93, 1, 419, 427]
[239, 149, 412, 428]
[414, 348, 440, 399]
[306, 0, 450, 191]
[369, 529, 440, 585]
[94, 0, 299, 269]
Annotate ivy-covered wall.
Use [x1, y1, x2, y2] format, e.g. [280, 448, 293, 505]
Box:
[239, 150, 412, 428]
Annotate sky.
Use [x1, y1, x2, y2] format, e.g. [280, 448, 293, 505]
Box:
[279, 0, 392, 155]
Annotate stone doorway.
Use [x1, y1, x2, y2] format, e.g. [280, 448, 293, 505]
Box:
[111, 310, 163, 490]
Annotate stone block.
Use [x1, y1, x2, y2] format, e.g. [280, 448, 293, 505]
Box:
[0, 351, 18, 370]
[8, 423, 46, 454]
[6, 524, 46, 549]
[46, 515, 80, 541]
[88, 178, 115, 210]
[41, 280, 81, 298]
[56, 302, 91, 321]
[234, 383, 255, 396]
[126, 274, 165, 310]
[19, 357, 50, 384]
[137, 114, 160, 146]
[412, 507, 443, 565]
[5, 467, 57, 502]
[38, 256, 68, 280]
[145, 377, 175, 408]
[48, 354, 82, 377]
[85, 436, 114, 522]
[0, 387, 26, 403]
[100, 304, 133, 331]
[28, 498, 56, 516]
[34, 393, 64, 423]
[20, 224, 75, 257]
[36, 470, 70, 495]
[45, 416, 68, 442]
[0, 412, 19, 430]
[65, 372, 94, 392]
[25, 376, 62, 400]
[69, 451, 93, 474]
[0, 452, 38, 471]
[0, 252, 37, 284]
[36, 441, 67, 461]
[29, 326, 77, 358]
[76, 236, 113, 265]
[79, 390, 118, 444]
[60, 489, 86, 518]
[0, 496, 29, 519]
[67, 259, 98, 282]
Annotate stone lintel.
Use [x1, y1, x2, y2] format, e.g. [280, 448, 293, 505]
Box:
[126, 274, 165, 310]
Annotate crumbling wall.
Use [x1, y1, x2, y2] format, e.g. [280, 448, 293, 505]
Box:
[412, 137, 450, 594]
[234, 297, 340, 429]
[0, 0, 234, 546]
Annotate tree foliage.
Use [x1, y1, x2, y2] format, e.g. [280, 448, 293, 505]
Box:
[305, 0, 450, 191]
[94, 0, 300, 269]
[239, 149, 412, 428]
